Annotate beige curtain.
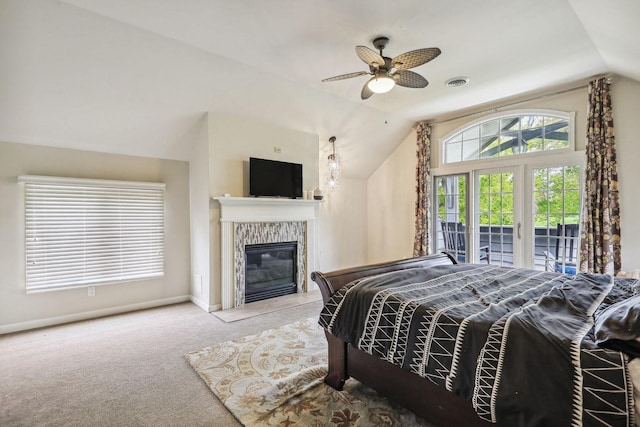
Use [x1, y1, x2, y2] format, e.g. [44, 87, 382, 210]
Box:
[579, 77, 621, 274]
[413, 122, 432, 257]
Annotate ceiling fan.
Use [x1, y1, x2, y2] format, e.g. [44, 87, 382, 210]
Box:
[322, 36, 441, 100]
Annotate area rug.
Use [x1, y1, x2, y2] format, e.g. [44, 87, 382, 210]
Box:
[185, 318, 433, 426]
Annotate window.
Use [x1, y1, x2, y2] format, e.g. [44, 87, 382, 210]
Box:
[443, 113, 570, 164]
[19, 176, 165, 293]
[433, 110, 582, 270]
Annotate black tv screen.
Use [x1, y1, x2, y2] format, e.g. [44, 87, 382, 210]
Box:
[249, 157, 303, 199]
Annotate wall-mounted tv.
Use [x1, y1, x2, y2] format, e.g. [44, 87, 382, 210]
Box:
[249, 157, 303, 199]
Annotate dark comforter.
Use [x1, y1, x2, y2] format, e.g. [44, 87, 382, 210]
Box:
[318, 264, 637, 426]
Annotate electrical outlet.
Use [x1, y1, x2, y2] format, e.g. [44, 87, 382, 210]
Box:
[273, 147, 281, 153]
[88, 286, 95, 297]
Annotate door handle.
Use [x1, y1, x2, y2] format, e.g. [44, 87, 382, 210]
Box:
[517, 223, 522, 240]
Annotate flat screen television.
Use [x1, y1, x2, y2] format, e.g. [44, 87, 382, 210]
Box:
[249, 157, 303, 199]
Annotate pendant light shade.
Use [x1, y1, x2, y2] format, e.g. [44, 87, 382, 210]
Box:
[326, 136, 341, 191]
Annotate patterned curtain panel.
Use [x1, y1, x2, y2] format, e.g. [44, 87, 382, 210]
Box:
[413, 122, 432, 257]
[579, 77, 621, 274]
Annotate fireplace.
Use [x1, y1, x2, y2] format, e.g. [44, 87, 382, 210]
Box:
[233, 221, 305, 306]
[214, 196, 321, 309]
[245, 242, 297, 303]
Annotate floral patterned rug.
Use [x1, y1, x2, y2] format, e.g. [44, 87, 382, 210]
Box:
[185, 318, 433, 426]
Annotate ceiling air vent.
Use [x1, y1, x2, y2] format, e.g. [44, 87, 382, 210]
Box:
[445, 76, 470, 87]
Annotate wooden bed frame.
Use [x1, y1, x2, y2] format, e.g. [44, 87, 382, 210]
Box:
[311, 253, 499, 427]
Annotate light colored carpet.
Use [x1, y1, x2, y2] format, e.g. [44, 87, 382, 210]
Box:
[185, 318, 432, 427]
[0, 301, 324, 427]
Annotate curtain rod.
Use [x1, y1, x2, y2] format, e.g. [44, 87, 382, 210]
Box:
[422, 75, 612, 127]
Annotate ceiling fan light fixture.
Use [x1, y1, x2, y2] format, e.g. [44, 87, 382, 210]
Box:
[367, 73, 395, 94]
[322, 37, 441, 99]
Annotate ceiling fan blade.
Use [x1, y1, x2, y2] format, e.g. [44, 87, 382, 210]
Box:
[355, 46, 385, 68]
[361, 79, 375, 100]
[394, 70, 429, 88]
[392, 48, 441, 70]
[321, 71, 369, 82]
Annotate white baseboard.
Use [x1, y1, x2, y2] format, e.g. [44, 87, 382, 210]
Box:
[0, 295, 191, 335]
[190, 296, 221, 312]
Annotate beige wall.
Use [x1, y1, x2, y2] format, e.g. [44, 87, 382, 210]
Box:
[0, 111, 370, 330]
[8, 78, 635, 330]
[0, 142, 191, 333]
[208, 113, 320, 198]
[367, 130, 418, 263]
[366, 77, 640, 270]
[611, 76, 640, 271]
[318, 177, 368, 272]
[206, 113, 321, 308]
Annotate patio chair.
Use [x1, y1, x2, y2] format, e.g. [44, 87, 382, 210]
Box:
[544, 223, 579, 274]
[441, 220, 490, 264]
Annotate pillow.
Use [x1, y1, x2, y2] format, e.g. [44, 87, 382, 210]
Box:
[594, 294, 640, 357]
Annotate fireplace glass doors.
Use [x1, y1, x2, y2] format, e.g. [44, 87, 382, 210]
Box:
[244, 241, 297, 303]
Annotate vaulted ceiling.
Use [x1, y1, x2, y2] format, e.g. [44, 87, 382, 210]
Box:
[2, 0, 639, 178]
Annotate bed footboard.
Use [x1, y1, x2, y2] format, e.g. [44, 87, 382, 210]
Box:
[311, 253, 500, 426]
[311, 253, 456, 391]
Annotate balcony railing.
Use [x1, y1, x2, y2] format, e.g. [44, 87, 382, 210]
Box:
[438, 225, 579, 271]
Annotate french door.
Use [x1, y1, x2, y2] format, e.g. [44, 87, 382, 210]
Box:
[434, 159, 582, 269]
[476, 168, 520, 267]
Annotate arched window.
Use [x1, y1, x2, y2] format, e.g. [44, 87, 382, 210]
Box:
[434, 110, 581, 271]
[443, 112, 571, 164]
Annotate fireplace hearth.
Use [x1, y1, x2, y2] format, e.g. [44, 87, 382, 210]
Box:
[245, 241, 297, 303]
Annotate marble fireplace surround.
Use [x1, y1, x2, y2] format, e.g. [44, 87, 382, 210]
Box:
[214, 197, 321, 309]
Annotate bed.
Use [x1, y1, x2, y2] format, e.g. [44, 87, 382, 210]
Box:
[311, 253, 640, 427]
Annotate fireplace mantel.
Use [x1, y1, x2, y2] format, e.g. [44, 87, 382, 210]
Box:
[213, 196, 322, 309]
[214, 196, 321, 222]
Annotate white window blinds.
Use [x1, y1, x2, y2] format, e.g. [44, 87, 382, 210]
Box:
[19, 176, 165, 293]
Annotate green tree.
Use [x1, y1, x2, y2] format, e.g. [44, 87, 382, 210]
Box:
[533, 166, 580, 227]
[478, 172, 514, 226]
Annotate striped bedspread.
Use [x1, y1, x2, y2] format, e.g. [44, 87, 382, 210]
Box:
[319, 264, 637, 426]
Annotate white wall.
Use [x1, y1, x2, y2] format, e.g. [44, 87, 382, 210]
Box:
[0, 142, 191, 333]
[365, 77, 640, 270]
[187, 115, 211, 310]
[430, 83, 589, 163]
